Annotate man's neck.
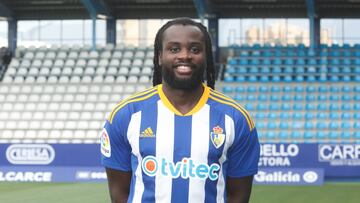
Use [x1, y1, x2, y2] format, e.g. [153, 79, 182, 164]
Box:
[161, 82, 204, 115]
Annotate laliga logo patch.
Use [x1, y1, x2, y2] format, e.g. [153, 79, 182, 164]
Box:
[100, 128, 111, 157]
[210, 126, 225, 149]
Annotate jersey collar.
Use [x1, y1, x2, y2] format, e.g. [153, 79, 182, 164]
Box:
[157, 83, 210, 116]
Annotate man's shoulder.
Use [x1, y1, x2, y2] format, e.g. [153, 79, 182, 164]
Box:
[208, 88, 255, 132]
[107, 86, 159, 123]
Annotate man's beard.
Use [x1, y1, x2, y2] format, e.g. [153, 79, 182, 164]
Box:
[162, 64, 205, 90]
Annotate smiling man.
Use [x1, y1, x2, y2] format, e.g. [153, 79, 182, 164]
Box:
[101, 17, 260, 203]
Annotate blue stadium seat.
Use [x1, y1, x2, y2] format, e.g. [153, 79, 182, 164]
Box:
[307, 48, 316, 57]
[268, 112, 278, 119]
[262, 59, 271, 65]
[306, 86, 316, 93]
[260, 67, 271, 73]
[272, 75, 281, 82]
[341, 104, 351, 111]
[341, 112, 351, 119]
[284, 75, 293, 82]
[354, 113, 360, 120]
[307, 75, 316, 82]
[280, 112, 290, 119]
[226, 66, 236, 74]
[255, 112, 266, 119]
[317, 112, 327, 119]
[305, 122, 314, 129]
[269, 103, 280, 110]
[317, 103, 327, 110]
[292, 121, 304, 129]
[316, 131, 327, 140]
[224, 76, 234, 82]
[318, 94, 327, 101]
[258, 94, 268, 101]
[304, 132, 315, 140]
[270, 95, 280, 101]
[329, 75, 340, 82]
[235, 76, 245, 82]
[259, 86, 269, 93]
[260, 75, 269, 82]
[328, 132, 339, 139]
[329, 112, 340, 119]
[239, 59, 248, 65]
[316, 121, 327, 129]
[341, 132, 351, 140]
[318, 86, 328, 93]
[246, 95, 256, 101]
[354, 94, 360, 101]
[305, 103, 316, 110]
[256, 103, 267, 111]
[306, 95, 316, 101]
[272, 66, 282, 73]
[267, 122, 277, 129]
[282, 94, 291, 101]
[342, 86, 352, 92]
[329, 103, 340, 110]
[354, 132, 360, 139]
[279, 122, 289, 129]
[291, 131, 302, 139]
[234, 94, 244, 101]
[237, 67, 247, 73]
[223, 86, 233, 93]
[341, 94, 351, 101]
[293, 103, 303, 111]
[227, 58, 237, 65]
[281, 103, 291, 111]
[266, 131, 277, 140]
[284, 66, 293, 73]
[341, 122, 351, 129]
[329, 95, 340, 101]
[329, 122, 339, 129]
[354, 122, 360, 129]
[256, 121, 266, 129]
[305, 112, 315, 119]
[296, 58, 305, 65]
[308, 58, 317, 65]
[293, 111, 303, 118]
[279, 131, 289, 140]
[294, 86, 304, 92]
[247, 86, 257, 92]
[236, 86, 245, 92]
[294, 94, 303, 101]
[273, 58, 282, 65]
[245, 103, 255, 110]
[248, 75, 257, 82]
[295, 75, 304, 82]
[330, 86, 340, 92]
[249, 66, 259, 73]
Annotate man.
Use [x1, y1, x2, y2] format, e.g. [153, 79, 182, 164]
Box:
[101, 17, 260, 203]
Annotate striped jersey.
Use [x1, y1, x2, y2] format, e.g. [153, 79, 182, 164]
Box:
[100, 84, 260, 203]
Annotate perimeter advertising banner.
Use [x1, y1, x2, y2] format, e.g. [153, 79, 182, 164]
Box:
[0, 143, 359, 183]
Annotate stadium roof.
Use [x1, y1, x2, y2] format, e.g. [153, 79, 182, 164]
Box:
[1, 0, 360, 20]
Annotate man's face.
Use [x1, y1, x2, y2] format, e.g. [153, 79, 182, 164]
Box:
[158, 24, 206, 90]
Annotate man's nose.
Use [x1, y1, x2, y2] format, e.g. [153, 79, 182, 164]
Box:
[177, 49, 192, 60]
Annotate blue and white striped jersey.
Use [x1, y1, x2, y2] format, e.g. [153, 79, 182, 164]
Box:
[101, 84, 260, 203]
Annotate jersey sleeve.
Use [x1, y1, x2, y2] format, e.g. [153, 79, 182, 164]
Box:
[226, 115, 260, 178]
[100, 106, 132, 172]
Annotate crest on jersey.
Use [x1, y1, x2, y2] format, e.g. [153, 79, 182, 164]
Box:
[210, 126, 225, 149]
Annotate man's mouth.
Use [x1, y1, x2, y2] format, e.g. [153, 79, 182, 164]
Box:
[173, 64, 195, 75]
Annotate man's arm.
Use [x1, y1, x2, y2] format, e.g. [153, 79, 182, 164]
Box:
[227, 175, 254, 203]
[105, 168, 132, 203]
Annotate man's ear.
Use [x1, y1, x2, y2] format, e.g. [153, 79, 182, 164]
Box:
[158, 51, 162, 66]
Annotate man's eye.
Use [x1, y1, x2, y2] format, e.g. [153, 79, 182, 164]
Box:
[169, 47, 180, 53]
[191, 47, 199, 53]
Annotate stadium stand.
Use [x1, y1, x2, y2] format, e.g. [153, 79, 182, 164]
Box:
[0, 44, 152, 144]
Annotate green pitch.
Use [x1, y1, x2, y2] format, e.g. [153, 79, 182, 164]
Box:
[0, 182, 359, 203]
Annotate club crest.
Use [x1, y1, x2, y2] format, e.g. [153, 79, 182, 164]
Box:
[210, 125, 225, 149]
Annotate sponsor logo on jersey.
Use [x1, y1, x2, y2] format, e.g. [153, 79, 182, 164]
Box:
[210, 125, 225, 149]
[140, 127, 155, 138]
[100, 128, 111, 157]
[142, 156, 221, 181]
[6, 144, 55, 165]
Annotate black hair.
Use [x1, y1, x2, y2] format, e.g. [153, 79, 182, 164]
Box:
[153, 17, 215, 89]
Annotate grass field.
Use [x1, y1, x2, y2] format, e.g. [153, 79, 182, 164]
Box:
[0, 182, 359, 203]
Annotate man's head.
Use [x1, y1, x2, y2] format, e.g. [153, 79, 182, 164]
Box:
[153, 17, 215, 90]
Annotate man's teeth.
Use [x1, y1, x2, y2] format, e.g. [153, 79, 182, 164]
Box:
[177, 66, 191, 70]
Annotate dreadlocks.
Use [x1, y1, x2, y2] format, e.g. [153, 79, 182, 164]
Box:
[153, 17, 216, 90]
